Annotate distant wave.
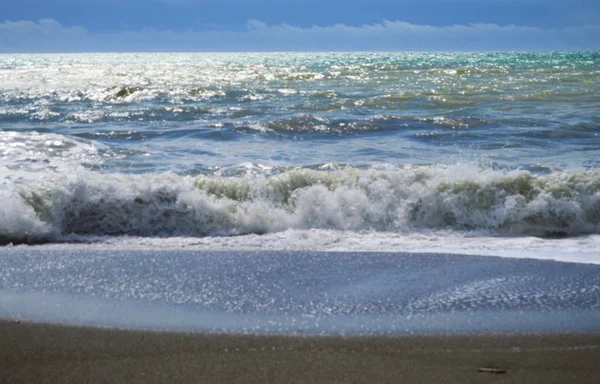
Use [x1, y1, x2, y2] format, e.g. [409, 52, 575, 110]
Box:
[2, 165, 599, 244]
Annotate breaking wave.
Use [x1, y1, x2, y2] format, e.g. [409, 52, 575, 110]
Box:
[2, 165, 599, 244]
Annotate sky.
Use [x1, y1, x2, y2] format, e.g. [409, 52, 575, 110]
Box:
[1, 0, 599, 52]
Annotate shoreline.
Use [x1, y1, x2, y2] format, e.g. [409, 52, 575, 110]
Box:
[4, 233, 600, 266]
[2, 319, 600, 383]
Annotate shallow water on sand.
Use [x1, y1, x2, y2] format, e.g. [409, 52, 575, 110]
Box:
[1, 249, 599, 334]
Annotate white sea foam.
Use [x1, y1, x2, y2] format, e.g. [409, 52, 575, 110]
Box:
[1, 157, 599, 248]
[45, 230, 599, 265]
[0, 131, 104, 172]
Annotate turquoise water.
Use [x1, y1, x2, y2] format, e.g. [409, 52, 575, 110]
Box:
[0, 52, 599, 247]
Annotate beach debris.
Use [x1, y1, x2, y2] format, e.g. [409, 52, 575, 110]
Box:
[478, 367, 507, 374]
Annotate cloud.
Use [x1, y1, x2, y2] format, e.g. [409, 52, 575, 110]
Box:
[1, 18, 598, 52]
[0, 19, 88, 52]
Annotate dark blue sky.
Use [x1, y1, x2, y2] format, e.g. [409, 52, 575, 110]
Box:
[2, 0, 599, 52]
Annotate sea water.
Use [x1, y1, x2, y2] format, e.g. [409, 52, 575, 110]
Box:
[1, 249, 600, 333]
[1, 52, 599, 263]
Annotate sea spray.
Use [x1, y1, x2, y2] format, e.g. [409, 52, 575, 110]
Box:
[2, 166, 599, 244]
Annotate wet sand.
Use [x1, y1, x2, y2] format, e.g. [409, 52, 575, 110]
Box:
[1, 320, 599, 383]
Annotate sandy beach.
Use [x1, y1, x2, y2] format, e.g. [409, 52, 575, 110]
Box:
[2, 250, 599, 382]
[2, 320, 599, 383]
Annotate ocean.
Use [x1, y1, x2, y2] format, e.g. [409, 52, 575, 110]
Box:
[1, 51, 599, 260]
[1, 52, 600, 332]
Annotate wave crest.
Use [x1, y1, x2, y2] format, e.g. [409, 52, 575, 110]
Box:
[1, 166, 599, 244]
